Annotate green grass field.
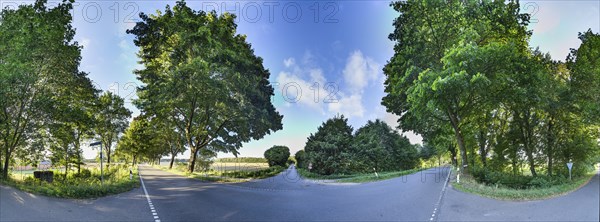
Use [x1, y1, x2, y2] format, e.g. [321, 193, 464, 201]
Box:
[297, 167, 430, 183]
[154, 162, 281, 183]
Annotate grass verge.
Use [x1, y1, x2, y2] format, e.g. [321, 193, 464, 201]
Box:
[452, 170, 597, 201]
[297, 167, 429, 183]
[0, 165, 140, 199]
[152, 164, 285, 183]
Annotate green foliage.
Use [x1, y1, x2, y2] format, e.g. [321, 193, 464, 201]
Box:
[297, 168, 427, 183]
[470, 167, 570, 189]
[94, 92, 132, 166]
[264, 145, 290, 167]
[127, 0, 282, 173]
[453, 169, 596, 200]
[352, 119, 419, 172]
[294, 150, 307, 169]
[304, 115, 354, 175]
[220, 166, 284, 179]
[194, 149, 216, 172]
[0, 0, 93, 178]
[382, 0, 600, 180]
[304, 117, 421, 176]
[1, 165, 139, 199]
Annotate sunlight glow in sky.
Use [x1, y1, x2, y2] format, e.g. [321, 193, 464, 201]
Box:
[1, 0, 597, 159]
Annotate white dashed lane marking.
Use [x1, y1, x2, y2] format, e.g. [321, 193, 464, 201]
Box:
[140, 171, 161, 222]
[430, 167, 451, 221]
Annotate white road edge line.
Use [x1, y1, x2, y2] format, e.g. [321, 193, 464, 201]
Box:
[429, 166, 451, 222]
[139, 169, 161, 222]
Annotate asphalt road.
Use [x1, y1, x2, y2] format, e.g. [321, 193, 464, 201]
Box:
[439, 168, 600, 221]
[1, 165, 598, 221]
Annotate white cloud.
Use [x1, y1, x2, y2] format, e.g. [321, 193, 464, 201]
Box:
[343, 50, 380, 92]
[327, 93, 364, 118]
[283, 57, 295, 68]
[276, 71, 324, 113]
[309, 69, 325, 84]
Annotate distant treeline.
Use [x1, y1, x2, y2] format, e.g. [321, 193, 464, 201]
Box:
[215, 157, 267, 163]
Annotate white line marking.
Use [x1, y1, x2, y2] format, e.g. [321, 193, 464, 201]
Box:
[140, 170, 161, 222]
[430, 167, 451, 222]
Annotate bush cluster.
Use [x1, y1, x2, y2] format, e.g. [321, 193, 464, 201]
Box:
[301, 116, 420, 175]
[264, 146, 290, 167]
[5, 165, 139, 199]
[221, 166, 285, 179]
[470, 167, 570, 189]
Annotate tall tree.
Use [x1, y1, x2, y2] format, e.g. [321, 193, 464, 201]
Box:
[128, 1, 282, 173]
[0, 0, 82, 178]
[382, 0, 531, 173]
[304, 115, 354, 175]
[94, 92, 132, 168]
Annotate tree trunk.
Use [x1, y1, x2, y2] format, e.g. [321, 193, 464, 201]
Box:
[188, 148, 197, 173]
[546, 117, 554, 176]
[448, 144, 457, 167]
[448, 109, 468, 174]
[2, 149, 10, 179]
[106, 150, 111, 169]
[525, 145, 537, 177]
[169, 153, 176, 169]
[478, 130, 487, 167]
[77, 152, 81, 174]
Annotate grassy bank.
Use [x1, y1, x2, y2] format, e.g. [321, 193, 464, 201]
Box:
[153, 163, 285, 183]
[452, 168, 598, 200]
[0, 165, 140, 199]
[297, 167, 429, 183]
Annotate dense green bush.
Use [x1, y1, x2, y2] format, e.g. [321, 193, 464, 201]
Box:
[3, 165, 139, 199]
[264, 146, 290, 167]
[352, 119, 420, 172]
[294, 150, 307, 169]
[221, 166, 284, 179]
[470, 167, 570, 189]
[304, 116, 421, 176]
[305, 115, 354, 175]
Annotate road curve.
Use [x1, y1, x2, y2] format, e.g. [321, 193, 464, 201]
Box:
[439, 169, 600, 221]
[0, 183, 152, 221]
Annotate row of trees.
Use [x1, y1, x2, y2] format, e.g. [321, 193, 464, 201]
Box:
[116, 0, 283, 172]
[0, 0, 131, 178]
[382, 0, 600, 177]
[296, 116, 420, 175]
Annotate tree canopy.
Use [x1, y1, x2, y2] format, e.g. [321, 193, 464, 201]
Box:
[127, 0, 283, 173]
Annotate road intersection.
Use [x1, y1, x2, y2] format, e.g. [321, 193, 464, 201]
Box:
[1, 165, 598, 221]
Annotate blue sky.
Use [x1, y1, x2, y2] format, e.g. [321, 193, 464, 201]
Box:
[2, 0, 597, 159]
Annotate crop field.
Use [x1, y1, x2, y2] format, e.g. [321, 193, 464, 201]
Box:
[210, 162, 269, 172]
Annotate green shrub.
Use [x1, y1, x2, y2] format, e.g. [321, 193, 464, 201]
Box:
[264, 145, 290, 167]
[3, 166, 139, 199]
[294, 150, 307, 169]
[470, 167, 573, 189]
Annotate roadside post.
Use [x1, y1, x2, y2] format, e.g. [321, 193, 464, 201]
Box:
[130, 169, 133, 180]
[90, 141, 103, 185]
[567, 161, 573, 181]
[308, 163, 312, 172]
